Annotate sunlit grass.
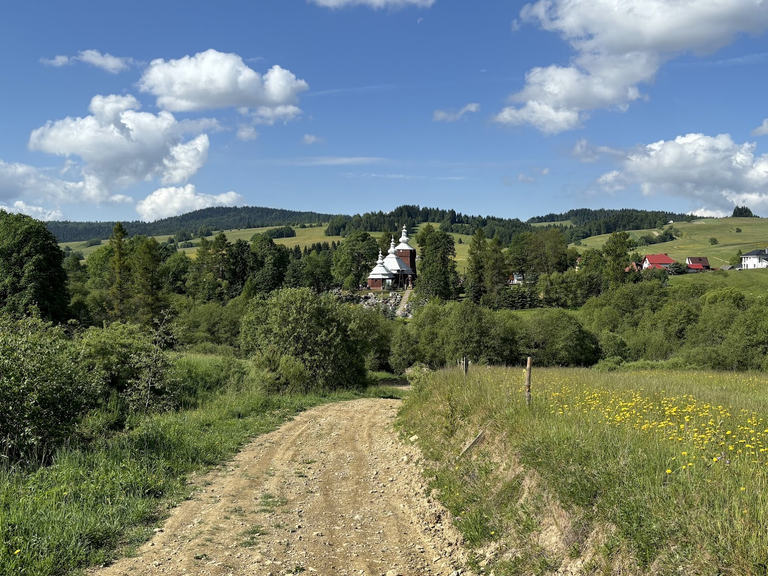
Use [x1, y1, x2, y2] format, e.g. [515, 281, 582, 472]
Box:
[400, 367, 768, 574]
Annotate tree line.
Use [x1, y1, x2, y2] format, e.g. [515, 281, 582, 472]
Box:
[46, 206, 336, 243]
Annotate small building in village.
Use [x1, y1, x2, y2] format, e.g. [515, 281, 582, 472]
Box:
[642, 253, 676, 270]
[367, 226, 416, 290]
[741, 248, 768, 269]
[686, 256, 710, 271]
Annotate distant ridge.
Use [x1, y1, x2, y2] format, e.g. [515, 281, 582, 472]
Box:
[46, 206, 342, 243]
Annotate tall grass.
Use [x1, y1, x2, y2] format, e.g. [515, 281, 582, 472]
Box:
[0, 354, 405, 575]
[400, 367, 768, 574]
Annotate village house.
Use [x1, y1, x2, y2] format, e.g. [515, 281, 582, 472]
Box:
[741, 248, 768, 269]
[367, 226, 416, 290]
[641, 253, 676, 270]
[686, 257, 710, 272]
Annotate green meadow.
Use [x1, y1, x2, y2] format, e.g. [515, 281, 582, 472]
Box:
[575, 217, 768, 266]
[401, 366, 768, 575]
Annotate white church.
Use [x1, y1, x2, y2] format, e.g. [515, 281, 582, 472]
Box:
[367, 226, 417, 290]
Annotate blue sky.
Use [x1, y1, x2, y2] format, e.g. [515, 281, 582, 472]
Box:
[2, 0, 768, 223]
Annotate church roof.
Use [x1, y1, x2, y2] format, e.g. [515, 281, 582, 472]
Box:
[368, 250, 396, 279]
[384, 238, 413, 274]
[395, 225, 415, 252]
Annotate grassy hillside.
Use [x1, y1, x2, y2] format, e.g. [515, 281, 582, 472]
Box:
[61, 225, 343, 259]
[575, 217, 768, 266]
[402, 366, 768, 574]
[668, 267, 768, 296]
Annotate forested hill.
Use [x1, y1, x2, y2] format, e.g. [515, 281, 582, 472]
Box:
[527, 208, 701, 241]
[46, 206, 340, 242]
[47, 204, 710, 244]
[325, 205, 534, 244]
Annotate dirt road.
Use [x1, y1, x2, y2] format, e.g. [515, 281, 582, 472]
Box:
[93, 399, 470, 576]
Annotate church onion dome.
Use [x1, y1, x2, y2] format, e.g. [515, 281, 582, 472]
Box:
[383, 239, 413, 275]
[368, 250, 395, 279]
[395, 225, 415, 252]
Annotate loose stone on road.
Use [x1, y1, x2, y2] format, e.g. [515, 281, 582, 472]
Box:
[93, 399, 470, 576]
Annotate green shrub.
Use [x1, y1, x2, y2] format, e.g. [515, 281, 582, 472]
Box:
[78, 322, 177, 421]
[0, 315, 98, 461]
[521, 308, 600, 367]
[240, 288, 368, 392]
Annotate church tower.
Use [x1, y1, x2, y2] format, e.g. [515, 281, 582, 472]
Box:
[395, 226, 416, 277]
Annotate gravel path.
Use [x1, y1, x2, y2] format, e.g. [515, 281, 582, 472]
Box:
[92, 399, 470, 576]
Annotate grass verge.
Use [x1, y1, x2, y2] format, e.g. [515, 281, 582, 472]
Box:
[399, 366, 768, 575]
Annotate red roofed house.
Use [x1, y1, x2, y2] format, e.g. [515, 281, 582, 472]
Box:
[686, 257, 710, 270]
[642, 254, 676, 270]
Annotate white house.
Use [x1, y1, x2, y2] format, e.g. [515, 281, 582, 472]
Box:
[741, 249, 768, 269]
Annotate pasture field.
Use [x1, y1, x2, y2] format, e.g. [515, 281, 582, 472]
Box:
[575, 217, 768, 266]
[668, 267, 768, 297]
[401, 366, 768, 574]
[60, 225, 343, 259]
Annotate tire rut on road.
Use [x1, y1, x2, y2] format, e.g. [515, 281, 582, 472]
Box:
[92, 398, 470, 576]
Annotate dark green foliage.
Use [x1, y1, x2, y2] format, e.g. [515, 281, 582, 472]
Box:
[240, 288, 368, 392]
[0, 315, 98, 461]
[331, 231, 378, 290]
[262, 225, 296, 239]
[389, 300, 521, 371]
[709, 237, 719, 245]
[520, 308, 600, 366]
[415, 225, 459, 300]
[732, 206, 756, 217]
[0, 210, 69, 322]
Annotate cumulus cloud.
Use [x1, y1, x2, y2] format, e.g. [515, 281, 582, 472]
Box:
[41, 49, 136, 73]
[138, 49, 308, 116]
[753, 119, 768, 136]
[236, 126, 258, 141]
[310, 0, 435, 8]
[28, 94, 217, 202]
[0, 159, 96, 205]
[497, 0, 768, 133]
[302, 134, 323, 145]
[136, 184, 243, 221]
[0, 201, 63, 221]
[433, 103, 480, 122]
[594, 133, 768, 212]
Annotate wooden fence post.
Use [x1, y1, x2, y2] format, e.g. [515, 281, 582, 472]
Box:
[525, 356, 532, 406]
[462, 355, 469, 375]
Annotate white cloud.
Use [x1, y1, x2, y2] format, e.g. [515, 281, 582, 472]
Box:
[28, 94, 217, 202]
[252, 105, 303, 125]
[41, 55, 71, 67]
[541, 167, 550, 175]
[310, 0, 435, 8]
[0, 159, 92, 205]
[571, 138, 623, 162]
[302, 134, 323, 145]
[689, 207, 729, 218]
[138, 49, 308, 114]
[753, 119, 768, 136]
[495, 101, 580, 134]
[518, 173, 535, 183]
[594, 133, 768, 212]
[0, 201, 63, 222]
[236, 126, 258, 141]
[41, 50, 136, 73]
[433, 103, 480, 122]
[136, 184, 244, 221]
[498, 0, 768, 133]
